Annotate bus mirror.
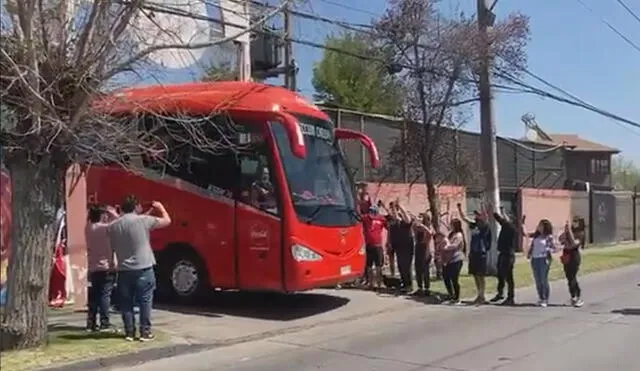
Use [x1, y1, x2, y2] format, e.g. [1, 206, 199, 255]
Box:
[335, 128, 380, 168]
[272, 112, 306, 159]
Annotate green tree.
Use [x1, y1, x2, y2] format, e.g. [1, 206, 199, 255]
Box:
[612, 155, 640, 190]
[312, 32, 403, 115]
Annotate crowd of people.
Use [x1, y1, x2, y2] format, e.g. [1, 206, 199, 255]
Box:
[85, 195, 171, 341]
[358, 190, 587, 308]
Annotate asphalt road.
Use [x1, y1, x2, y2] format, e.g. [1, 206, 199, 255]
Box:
[116, 265, 640, 371]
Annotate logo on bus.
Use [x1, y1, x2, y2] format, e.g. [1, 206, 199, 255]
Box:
[339, 229, 347, 245]
[249, 223, 269, 251]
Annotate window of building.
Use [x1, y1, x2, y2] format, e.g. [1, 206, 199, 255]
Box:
[590, 158, 610, 175]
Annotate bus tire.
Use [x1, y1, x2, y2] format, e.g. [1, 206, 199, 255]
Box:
[157, 245, 209, 304]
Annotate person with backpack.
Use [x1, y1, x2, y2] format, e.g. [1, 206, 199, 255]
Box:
[560, 217, 586, 307]
[527, 219, 558, 307]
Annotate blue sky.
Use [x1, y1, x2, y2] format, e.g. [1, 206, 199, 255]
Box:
[132, 0, 639, 162]
[285, 0, 640, 162]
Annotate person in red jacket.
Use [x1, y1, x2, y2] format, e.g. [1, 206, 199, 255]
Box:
[362, 206, 387, 290]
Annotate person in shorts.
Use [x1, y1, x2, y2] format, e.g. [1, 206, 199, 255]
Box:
[362, 206, 387, 290]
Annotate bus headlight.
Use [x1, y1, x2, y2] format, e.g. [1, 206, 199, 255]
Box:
[358, 243, 366, 256]
[291, 244, 323, 262]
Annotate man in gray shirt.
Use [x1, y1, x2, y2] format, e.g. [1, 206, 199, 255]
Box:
[109, 195, 171, 341]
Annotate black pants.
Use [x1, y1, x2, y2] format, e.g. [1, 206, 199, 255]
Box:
[497, 253, 515, 300]
[87, 271, 116, 329]
[395, 243, 414, 289]
[414, 244, 431, 291]
[443, 260, 463, 301]
[563, 254, 581, 298]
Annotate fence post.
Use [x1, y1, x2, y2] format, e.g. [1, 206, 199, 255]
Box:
[588, 182, 594, 244]
[633, 185, 638, 241]
[359, 114, 366, 181]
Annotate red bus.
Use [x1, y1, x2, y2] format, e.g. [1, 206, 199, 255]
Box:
[87, 81, 380, 302]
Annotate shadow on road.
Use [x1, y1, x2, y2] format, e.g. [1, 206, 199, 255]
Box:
[156, 291, 350, 321]
[611, 308, 640, 316]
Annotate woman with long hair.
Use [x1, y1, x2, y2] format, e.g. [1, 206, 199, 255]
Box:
[440, 218, 466, 305]
[527, 219, 557, 307]
[560, 217, 586, 307]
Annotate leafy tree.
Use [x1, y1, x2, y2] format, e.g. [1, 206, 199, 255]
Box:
[312, 32, 403, 115]
[612, 155, 640, 190]
[373, 0, 529, 230]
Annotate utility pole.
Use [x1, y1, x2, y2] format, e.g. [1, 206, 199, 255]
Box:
[283, 4, 295, 91]
[477, 0, 501, 274]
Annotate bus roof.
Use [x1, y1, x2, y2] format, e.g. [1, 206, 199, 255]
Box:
[93, 81, 330, 121]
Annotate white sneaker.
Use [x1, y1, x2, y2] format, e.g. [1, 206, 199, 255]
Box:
[540, 301, 548, 308]
[573, 299, 584, 308]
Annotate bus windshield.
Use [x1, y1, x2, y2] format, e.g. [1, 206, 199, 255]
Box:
[270, 114, 358, 227]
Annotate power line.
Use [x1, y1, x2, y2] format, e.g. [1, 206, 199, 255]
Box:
[494, 68, 640, 131]
[142, 3, 640, 133]
[615, 0, 640, 25]
[575, 0, 640, 53]
[314, 0, 382, 17]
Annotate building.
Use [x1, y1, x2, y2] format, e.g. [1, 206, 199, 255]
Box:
[321, 106, 618, 192]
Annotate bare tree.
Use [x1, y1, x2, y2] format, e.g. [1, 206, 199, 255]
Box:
[0, 0, 291, 350]
[372, 0, 529, 230]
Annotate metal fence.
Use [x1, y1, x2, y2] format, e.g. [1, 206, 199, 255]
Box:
[589, 189, 638, 244]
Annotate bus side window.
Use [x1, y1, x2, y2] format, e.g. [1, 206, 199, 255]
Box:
[182, 149, 237, 199]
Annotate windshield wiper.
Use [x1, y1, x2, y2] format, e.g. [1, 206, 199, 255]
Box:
[305, 205, 323, 224]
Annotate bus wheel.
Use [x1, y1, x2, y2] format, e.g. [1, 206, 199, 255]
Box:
[161, 249, 208, 304]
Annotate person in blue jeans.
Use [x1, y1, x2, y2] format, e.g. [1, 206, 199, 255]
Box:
[108, 196, 171, 341]
[85, 204, 119, 332]
[527, 219, 557, 307]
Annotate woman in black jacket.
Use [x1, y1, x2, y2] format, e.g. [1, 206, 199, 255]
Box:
[560, 217, 586, 307]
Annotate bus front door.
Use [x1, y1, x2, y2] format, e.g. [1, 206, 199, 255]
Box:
[235, 155, 283, 291]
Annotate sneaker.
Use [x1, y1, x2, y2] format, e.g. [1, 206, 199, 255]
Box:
[540, 301, 548, 308]
[490, 294, 504, 303]
[124, 334, 135, 342]
[139, 333, 155, 342]
[452, 300, 463, 306]
[573, 299, 584, 308]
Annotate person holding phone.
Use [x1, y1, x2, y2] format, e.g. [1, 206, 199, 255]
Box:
[387, 199, 414, 292]
[457, 203, 490, 305]
[560, 217, 585, 307]
[527, 219, 557, 307]
[413, 212, 434, 295]
[490, 206, 517, 305]
[108, 195, 171, 341]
